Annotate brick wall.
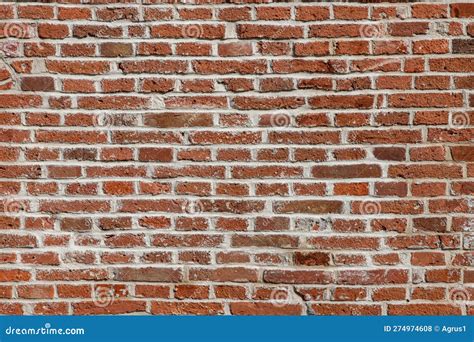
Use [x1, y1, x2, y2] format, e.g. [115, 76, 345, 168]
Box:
[0, 0, 473, 316]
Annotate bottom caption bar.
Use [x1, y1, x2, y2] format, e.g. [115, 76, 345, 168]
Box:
[0, 316, 472, 342]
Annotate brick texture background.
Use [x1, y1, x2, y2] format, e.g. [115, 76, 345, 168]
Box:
[0, 0, 473, 316]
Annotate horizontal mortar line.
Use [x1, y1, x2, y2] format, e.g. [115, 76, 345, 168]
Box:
[0, 160, 471, 165]
[1, 178, 472, 183]
[7, 79, 472, 85]
[2, 19, 472, 26]
[0, 108, 471, 114]
[1, 179, 472, 183]
[3, 143, 468, 147]
[0, 107, 358, 113]
[3, 90, 472, 96]
[0, 132, 471, 137]
[1, 193, 471, 198]
[0, 126, 470, 131]
[18, 39, 465, 45]
[0, 261, 466, 267]
[40, 143, 467, 147]
[6, 73, 474, 78]
[4, 282, 459, 288]
[4, 56, 472, 62]
[0, 255, 467, 260]
[2, 211, 471, 218]
[2, 232, 468, 238]
[0, 246, 454, 251]
[3, 195, 470, 200]
[0, 1, 465, 7]
[2, 216, 470, 222]
[16, 54, 474, 60]
[2, 214, 470, 218]
[1, 173, 471, 178]
[0, 17, 469, 22]
[3, 144, 471, 148]
[0, 264, 444, 269]
[1, 283, 456, 289]
[6, 76, 474, 83]
[4, 77, 474, 82]
[0, 229, 469, 236]
[0, 252, 468, 258]
[2, 214, 472, 218]
[2, 158, 470, 162]
[10, 74, 474, 79]
[1, 108, 472, 114]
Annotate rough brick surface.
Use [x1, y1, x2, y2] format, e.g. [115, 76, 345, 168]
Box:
[0, 1, 472, 316]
